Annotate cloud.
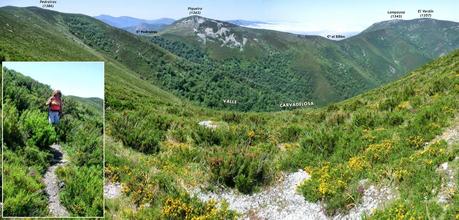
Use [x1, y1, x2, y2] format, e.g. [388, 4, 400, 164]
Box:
[241, 21, 363, 39]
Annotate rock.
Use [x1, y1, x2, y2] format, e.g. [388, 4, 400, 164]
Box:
[194, 171, 396, 220]
[198, 120, 218, 129]
[104, 182, 122, 199]
[193, 170, 328, 219]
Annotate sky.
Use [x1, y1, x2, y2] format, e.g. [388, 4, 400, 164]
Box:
[1, 0, 458, 35]
[3, 62, 104, 99]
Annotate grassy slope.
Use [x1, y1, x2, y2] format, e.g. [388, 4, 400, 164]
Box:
[67, 96, 103, 113]
[103, 47, 459, 219]
[0, 6, 458, 219]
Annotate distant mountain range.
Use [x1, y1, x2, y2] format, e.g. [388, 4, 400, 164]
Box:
[95, 15, 272, 35]
[94, 15, 175, 28]
[94, 15, 175, 33]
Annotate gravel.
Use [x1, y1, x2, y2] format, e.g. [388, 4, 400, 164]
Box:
[193, 170, 396, 220]
[437, 161, 457, 204]
[194, 169, 327, 220]
[334, 183, 396, 219]
[44, 144, 70, 217]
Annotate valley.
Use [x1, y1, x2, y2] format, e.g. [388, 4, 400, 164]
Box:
[0, 5, 458, 219]
[102, 14, 459, 111]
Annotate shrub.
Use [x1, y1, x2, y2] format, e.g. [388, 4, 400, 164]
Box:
[364, 140, 394, 162]
[379, 97, 399, 111]
[121, 170, 179, 207]
[162, 194, 237, 219]
[192, 125, 223, 147]
[3, 151, 49, 217]
[22, 144, 51, 174]
[221, 112, 242, 123]
[208, 145, 273, 194]
[20, 110, 57, 149]
[279, 125, 303, 142]
[300, 127, 341, 157]
[384, 111, 405, 126]
[3, 101, 25, 148]
[352, 110, 379, 128]
[67, 122, 102, 167]
[57, 165, 103, 217]
[299, 163, 356, 215]
[325, 110, 348, 126]
[111, 111, 169, 153]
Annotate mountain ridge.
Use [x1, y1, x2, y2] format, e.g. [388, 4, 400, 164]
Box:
[1, 6, 458, 112]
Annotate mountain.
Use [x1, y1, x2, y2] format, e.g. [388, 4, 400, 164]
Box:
[95, 15, 269, 33]
[155, 15, 459, 109]
[0, 6, 458, 219]
[95, 15, 174, 34]
[94, 14, 174, 28]
[122, 22, 165, 34]
[2, 8, 458, 111]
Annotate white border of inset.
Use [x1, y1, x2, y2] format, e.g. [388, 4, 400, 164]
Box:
[1, 61, 105, 219]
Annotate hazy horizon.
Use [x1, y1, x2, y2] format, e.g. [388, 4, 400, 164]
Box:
[1, 0, 458, 37]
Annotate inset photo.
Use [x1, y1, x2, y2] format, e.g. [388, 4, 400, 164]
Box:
[2, 62, 104, 218]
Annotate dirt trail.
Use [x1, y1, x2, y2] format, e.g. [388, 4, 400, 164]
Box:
[43, 144, 70, 217]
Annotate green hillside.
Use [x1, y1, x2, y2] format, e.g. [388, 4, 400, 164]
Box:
[67, 96, 103, 113]
[0, 6, 458, 219]
[2, 7, 457, 112]
[154, 16, 459, 110]
[107, 49, 459, 219]
[2, 68, 103, 217]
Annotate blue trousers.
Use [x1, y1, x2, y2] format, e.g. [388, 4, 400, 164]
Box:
[49, 111, 60, 124]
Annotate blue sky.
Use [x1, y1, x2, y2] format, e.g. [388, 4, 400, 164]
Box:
[1, 0, 458, 35]
[3, 62, 104, 99]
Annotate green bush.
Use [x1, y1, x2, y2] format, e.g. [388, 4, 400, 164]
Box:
[57, 166, 103, 216]
[22, 144, 51, 174]
[3, 100, 25, 148]
[352, 110, 380, 128]
[384, 111, 405, 126]
[209, 145, 273, 194]
[279, 125, 303, 142]
[300, 127, 341, 157]
[192, 125, 223, 147]
[3, 150, 49, 217]
[20, 110, 57, 149]
[222, 112, 242, 123]
[67, 122, 102, 167]
[111, 111, 169, 153]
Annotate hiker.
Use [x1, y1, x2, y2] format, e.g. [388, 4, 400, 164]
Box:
[46, 90, 63, 125]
